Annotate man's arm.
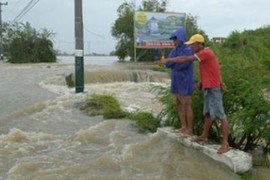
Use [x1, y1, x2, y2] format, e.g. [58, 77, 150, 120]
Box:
[155, 55, 197, 65]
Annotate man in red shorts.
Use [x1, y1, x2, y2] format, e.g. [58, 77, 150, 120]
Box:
[156, 34, 230, 154]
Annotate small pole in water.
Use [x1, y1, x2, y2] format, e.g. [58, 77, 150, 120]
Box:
[74, 0, 84, 93]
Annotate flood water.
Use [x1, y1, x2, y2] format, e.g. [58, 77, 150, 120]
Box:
[0, 56, 266, 179]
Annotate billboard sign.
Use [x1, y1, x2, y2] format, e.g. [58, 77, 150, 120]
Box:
[134, 11, 186, 48]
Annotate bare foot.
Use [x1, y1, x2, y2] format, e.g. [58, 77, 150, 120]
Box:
[191, 136, 208, 144]
[181, 130, 193, 137]
[179, 127, 186, 134]
[184, 129, 193, 136]
[172, 129, 181, 133]
[172, 128, 186, 134]
[217, 145, 231, 154]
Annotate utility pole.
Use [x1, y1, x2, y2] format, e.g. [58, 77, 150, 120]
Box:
[74, 0, 84, 93]
[0, 1, 7, 60]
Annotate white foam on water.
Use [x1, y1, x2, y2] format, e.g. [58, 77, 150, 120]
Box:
[40, 76, 165, 116]
[1, 121, 241, 180]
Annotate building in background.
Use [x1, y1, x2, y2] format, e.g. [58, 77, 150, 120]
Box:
[212, 37, 226, 44]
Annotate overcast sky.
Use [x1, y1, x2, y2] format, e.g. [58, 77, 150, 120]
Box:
[2, 0, 270, 54]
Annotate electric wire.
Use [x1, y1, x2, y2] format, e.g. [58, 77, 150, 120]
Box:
[13, 0, 41, 21]
[14, 0, 40, 21]
[84, 26, 104, 39]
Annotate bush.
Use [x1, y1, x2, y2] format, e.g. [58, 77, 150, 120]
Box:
[8, 38, 32, 63]
[81, 94, 126, 119]
[219, 48, 270, 152]
[81, 94, 161, 133]
[3, 22, 56, 63]
[128, 112, 160, 133]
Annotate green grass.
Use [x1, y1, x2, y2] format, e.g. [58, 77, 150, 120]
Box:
[80, 94, 161, 133]
[81, 94, 126, 119]
[128, 112, 160, 133]
[239, 171, 252, 180]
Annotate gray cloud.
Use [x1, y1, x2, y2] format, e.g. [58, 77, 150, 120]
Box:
[3, 0, 269, 54]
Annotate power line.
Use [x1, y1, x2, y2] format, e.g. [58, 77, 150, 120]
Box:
[13, 0, 41, 21]
[14, 0, 40, 21]
[84, 26, 104, 39]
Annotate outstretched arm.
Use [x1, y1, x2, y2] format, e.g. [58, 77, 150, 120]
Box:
[155, 55, 197, 66]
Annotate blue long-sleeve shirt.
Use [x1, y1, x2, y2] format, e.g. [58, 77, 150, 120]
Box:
[166, 28, 194, 95]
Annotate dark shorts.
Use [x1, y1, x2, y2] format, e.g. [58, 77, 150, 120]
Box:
[203, 88, 227, 120]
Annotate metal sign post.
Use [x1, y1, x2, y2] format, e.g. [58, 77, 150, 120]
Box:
[74, 0, 84, 93]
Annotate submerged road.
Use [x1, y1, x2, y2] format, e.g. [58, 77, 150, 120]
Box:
[0, 62, 62, 118]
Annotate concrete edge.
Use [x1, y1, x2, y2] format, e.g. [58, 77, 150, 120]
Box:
[157, 127, 252, 173]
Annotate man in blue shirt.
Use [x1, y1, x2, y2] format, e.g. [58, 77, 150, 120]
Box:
[166, 27, 194, 136]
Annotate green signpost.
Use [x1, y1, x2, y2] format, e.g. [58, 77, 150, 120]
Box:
[75, 51, 84, 93]
[74, 0, 84, 93]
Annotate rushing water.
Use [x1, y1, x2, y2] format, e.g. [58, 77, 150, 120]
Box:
[0, 56, 267, 179]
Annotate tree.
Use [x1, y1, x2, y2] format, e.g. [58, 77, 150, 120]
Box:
[2, 22, 56, 63]
[139, 0, 168, 12]
[111, 2, 134, 61]
[185, 14, 208, 41]
[32, 37, 55, 63]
